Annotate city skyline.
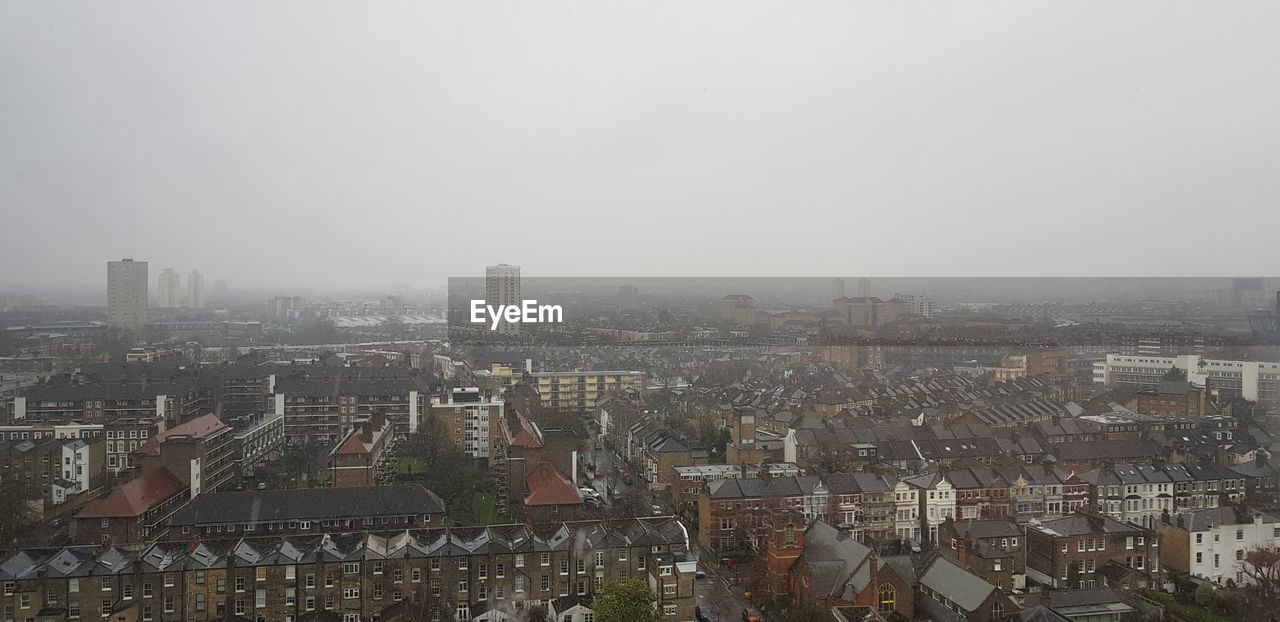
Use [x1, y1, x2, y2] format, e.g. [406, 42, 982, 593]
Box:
[4, 2, 1280, 288]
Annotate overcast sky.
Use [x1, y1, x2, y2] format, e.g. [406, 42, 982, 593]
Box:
[2, 1, 1278, 290]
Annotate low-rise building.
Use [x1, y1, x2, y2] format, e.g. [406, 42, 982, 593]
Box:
[167, 484, 446, 537]
[1026, 513, 1160, 590]
[0, 517, 695, 622]
[1156, 505, 1280, 586]
[328, 414, 396, 487]
[938, 519, 1026, 591]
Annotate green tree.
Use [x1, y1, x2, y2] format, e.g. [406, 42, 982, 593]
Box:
[593, 579, 659, 622]
[1163, 367, 1188, 382]
[1193, 582, 1217, 608]
[281, 439, 330, 485]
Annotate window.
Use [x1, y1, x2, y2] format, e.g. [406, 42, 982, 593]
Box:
[305, 573, 316, 589]
[163, 595, 174, 613]
[879, 584, 896, 613]
[994, 559, 1003, 571]
[195, 594, 206, 612]
[515, 554, 525, 568]
[479, 564, 487, 580]
[101, 577, 112, 591]
[458, 577, 469, 593]
[496, 563, 505, 578]
[413, 568, 422, 583]
[343, 588, 360, 600]
[393, 569, 403, 583]
[541, 553, 551, 566]
[1237, 529, 1245, 541]
[664, 604, 677, 617]
[236, 576, 246, 592]
[343, 562, 360, 575]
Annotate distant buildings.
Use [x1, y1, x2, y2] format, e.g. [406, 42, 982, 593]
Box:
[187, 269, 204, 308]
[155, 268, 182, 308]
[107, 258, 148, 330]
[832, 297, 908, 328]
[1093, 353, 1280, 402]
[894, 293, 935, 319]
[486, 263, 522, 335]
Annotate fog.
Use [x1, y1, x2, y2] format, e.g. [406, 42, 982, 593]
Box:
[3, 1, 1279, 289]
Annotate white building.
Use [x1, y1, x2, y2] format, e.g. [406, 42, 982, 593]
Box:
[188, 270, 205, 308]
[155, 268, 182, 308]
[485, 263, 522, 335]
[894, 293, 935, 319]
[893, 480, 921, 541]
[1093, 353, 1280, 402]
[1163, 506, 1280, 586]
[107, 258, 148, 329]
[903, 473, 956, 543]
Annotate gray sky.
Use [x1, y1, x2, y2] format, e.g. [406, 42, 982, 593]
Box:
[2, 1, 1278, 290]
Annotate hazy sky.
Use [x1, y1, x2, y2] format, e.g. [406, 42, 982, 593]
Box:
[2, 1, 1278, 290]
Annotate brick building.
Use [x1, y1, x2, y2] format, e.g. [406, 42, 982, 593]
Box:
[328, 414, 396, 488]
[1025, 513, 1160, 590]
[0, 518, 695, 622]
[167, 485, 446, 538]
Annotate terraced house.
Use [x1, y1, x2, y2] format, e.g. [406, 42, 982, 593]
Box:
[0, 518, 695, 622]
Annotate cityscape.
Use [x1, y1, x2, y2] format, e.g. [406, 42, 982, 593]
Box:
[4, 3, 1280, 622]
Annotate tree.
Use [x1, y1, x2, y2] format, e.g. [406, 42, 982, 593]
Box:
[0, 482, 42, 547]
[593, 579, 659, 622]
[1194, 582, 1217, 608]
[398, 416, 491, 521]
[280, 439, 330, 485]
[1240, 546, 1280, 605]
[1163, 367, 1188, 382]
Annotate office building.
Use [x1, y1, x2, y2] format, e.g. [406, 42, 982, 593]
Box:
[486, 263, 522, 335]
[107, 258, 148, 329]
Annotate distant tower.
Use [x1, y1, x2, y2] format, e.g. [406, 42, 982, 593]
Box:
[832, 278, 846, 300]
[858, 278, 871, 298]
[107, 259, 148, 329]
[187, 270, 205, 308]
[486, 264, 522, 335]
[156, 269, 181, 308]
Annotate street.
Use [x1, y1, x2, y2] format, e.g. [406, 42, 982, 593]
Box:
[697, 561, 750, 622]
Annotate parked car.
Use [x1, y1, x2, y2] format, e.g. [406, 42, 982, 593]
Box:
[742, 609, 763, 622]
[650, 504, 664, 516]
[695, 606, 713, 622]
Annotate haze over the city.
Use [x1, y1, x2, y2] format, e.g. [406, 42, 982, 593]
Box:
[3, 1, 1280, 289]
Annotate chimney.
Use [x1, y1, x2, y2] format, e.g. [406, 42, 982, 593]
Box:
[360, 420, 372, 442]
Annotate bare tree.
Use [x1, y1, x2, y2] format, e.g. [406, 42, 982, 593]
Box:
[1240, 546, 1280, 604]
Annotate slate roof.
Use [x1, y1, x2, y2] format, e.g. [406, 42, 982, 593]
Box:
[168, 485, 445, 526]
[919, 555, 996, 612]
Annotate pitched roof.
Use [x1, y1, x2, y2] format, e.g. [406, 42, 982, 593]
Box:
[76, 468, 187, 518]
[524, 463, 582, 507]
[135, 414, 229, 456]
[168, 485, 446, 526]
[919, 555, 996, 612]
